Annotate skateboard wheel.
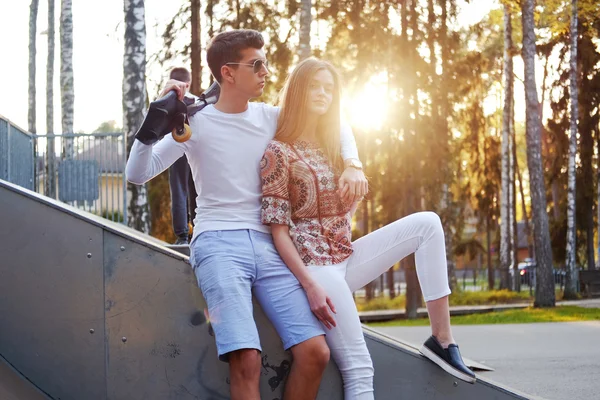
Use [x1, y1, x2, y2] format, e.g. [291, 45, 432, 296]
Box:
[173, 123, 192, 143]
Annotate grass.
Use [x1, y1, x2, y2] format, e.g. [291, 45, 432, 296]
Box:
[356, 290, 533, 312]
[367, 306, 600, 327]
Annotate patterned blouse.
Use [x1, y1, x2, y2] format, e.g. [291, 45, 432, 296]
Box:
[260, 140, 354, 266]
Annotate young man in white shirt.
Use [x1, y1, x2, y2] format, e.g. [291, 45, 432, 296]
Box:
[126, 29, 367, 400]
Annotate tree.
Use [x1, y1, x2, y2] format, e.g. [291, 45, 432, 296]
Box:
[29, 0, 40, 190]
[190, 0, 202, 96]
[500, 4, 514, 290]
[60, 0, 74, 159]
[521, 0, 555, 307]
[28, 0, 39, 135]
[45, 0, 56, 198]
[299, 0, 311, 60]
[123, 0, 150, 233]
[564, 0, 579, 298]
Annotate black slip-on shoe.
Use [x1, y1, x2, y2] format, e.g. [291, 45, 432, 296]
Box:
[420, 335, 476, 383]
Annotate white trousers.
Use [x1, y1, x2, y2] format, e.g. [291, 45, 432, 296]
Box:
[307, 212, 452, 399]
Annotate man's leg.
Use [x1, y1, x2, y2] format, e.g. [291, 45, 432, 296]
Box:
[229, 349, 261, 400]
[187, 163, 197, 235]
[190, 230, 263, 398]
[285, 336, 330, 400]
[168, 155, 190, 243]
[250, 231, 329, 400]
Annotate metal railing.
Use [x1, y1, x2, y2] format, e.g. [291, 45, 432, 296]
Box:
[0, 115, 127, 224]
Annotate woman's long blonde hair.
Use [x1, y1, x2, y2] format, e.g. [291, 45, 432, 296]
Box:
[275, 58, 344, 173]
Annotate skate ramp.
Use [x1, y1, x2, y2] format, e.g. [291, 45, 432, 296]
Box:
[0, 179, 532, 400]
[0, 356, 51, 400]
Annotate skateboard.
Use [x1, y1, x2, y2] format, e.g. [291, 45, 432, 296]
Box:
[135, 81, 221, 145]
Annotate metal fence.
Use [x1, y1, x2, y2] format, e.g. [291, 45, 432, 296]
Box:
[0, 115, 127, 224]
[0, 118, 35, 191]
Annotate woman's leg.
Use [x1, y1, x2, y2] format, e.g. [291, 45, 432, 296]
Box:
[308, 263, 374, 400]
[344, 211, 475, 382]
[346, 212, 452, 338]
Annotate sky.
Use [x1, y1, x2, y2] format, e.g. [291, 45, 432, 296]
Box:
[0, 0, 531, 135]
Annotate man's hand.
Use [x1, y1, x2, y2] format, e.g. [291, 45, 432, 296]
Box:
[304, 281, 337, 330]
[159, 79, 188, 101]
[339, 165, 368, 204]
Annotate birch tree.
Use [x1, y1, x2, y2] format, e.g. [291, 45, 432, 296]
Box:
[565, 0, 579, 298]
[124, 0, 150, 233]
[60, 0, 74, 159]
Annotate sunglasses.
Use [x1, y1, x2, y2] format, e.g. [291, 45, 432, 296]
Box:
[225, 59, 269, 74]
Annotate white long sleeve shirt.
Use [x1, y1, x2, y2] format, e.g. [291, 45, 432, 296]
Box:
[126, 102, 359, 242]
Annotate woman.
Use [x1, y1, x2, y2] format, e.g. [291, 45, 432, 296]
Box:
[260, 58, 475, 399]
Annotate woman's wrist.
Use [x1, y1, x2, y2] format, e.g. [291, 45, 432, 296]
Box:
[300, 276, 317, 291]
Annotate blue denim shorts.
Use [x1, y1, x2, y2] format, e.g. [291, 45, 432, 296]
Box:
[190, 229, 325, 361]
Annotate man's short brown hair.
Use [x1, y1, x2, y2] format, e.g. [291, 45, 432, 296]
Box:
[207, 29, 264, 83]
[170, 67, 191, 83]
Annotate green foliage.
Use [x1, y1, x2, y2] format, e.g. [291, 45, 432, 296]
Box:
[93, 120, 121, 133]
[100, 209, 124, 223]
[368, 306, 600, 327]
[449, 289, 532, 305]
[357, 289, 532, 311]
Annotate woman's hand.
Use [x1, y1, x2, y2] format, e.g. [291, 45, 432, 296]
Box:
[304, 281, 337, 330]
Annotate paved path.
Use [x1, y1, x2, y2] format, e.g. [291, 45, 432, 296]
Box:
[375, 321, 600, 400]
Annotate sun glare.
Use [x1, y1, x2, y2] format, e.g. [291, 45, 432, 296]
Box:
[342, 72, 389, 132]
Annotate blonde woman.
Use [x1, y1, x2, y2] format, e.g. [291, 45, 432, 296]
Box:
[260, 58, 476, 399]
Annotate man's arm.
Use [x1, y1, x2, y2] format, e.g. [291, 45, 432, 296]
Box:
[126, 80, 196, 185]
[126, 134, 185, 185]
[340, 121, 360, 161]
[339, 122, 368, 203]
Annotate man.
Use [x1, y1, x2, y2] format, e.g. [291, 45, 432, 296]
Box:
[166, 67, 197, 245]
[126, 29, 367, 400]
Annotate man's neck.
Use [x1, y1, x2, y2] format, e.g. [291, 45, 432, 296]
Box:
[214, 87, 251, 114]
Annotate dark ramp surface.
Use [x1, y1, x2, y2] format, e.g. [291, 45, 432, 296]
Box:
[0, 179, 534, 400]
[0, 356, 51, 400]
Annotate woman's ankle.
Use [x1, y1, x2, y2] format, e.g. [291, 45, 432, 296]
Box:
[432, 333, 455, 349]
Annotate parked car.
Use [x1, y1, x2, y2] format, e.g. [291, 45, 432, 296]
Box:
[509, 259, 570, 287]
[509, 258, 536, 286]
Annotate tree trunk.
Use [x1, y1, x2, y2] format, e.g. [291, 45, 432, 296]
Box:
[500, 5, 513, 291]
[564, 0, 578, 299]
[60, 0, 74, 159]
[45, 0, 57, 198]
[405, 255, 419, 319]
[521, 0, 555, 307]
[439, 0, 455, 290]
[487, 215, 495, 290]
[516, 157, 534, 262]
[387, 265, 396, 299]
[299, 0, 312, 60]
[552, 180, 561, 220]
[124, 0, 151, 233]
[190, 0, 202, 96]
[597, 132, 600, 269]
[29, 0, 39, 191]
[29, 0, 39, 135]
[511, 94, 520, 292]
[366, 194, 378, 298]
[206, 0, 214, 86]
